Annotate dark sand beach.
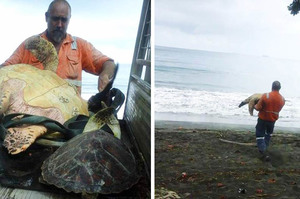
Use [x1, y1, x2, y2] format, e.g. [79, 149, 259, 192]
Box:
[155, 120, 300, 199]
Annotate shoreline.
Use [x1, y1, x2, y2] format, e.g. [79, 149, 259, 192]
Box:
[155, 119, 300, 133]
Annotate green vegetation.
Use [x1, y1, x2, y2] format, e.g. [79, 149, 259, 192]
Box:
[288, 0, 300, 15]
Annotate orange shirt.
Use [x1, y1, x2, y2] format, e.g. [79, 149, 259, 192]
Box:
[2, 31, 112, 92]
[255, 91, 285, 122]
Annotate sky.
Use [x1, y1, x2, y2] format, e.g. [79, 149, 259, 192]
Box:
[155, 0, 300, 60]
[0, 0, 143, 64]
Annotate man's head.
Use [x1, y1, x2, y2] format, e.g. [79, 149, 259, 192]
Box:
[45, 0, 71, 45]
[272, 81, 281, 91]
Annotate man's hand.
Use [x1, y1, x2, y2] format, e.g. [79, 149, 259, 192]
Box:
[98, 61, 116, 92]
[98, 74, 110, 92]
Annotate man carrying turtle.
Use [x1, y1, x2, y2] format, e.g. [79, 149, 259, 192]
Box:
[1, 0, 116, 94]
[254, 81, 285, 161]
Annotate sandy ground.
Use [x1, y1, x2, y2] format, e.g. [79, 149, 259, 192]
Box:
[155, 121, 300, 199]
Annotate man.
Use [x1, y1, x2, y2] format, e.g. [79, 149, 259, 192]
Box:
[254, 81, 285, 161]
[0, 0, 116, 93]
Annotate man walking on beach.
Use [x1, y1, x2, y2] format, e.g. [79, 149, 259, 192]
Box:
[254, 81, 285, 161]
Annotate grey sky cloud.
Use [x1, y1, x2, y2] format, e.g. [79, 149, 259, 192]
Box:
[155, 0, 300, 60]
[0, 0, 142, 64]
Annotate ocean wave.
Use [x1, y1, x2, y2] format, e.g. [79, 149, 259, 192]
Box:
[155, 64, 216, 74]
[155, 87, 300, 127]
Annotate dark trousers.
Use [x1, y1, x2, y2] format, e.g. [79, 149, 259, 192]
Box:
[255, 118, 275, 153]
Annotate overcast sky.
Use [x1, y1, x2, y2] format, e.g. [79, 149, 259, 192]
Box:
[155, 0, 300, 60]
[0, 0, 143, 64]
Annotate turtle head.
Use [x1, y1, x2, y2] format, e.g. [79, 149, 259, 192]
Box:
[25, 36, 58, 72]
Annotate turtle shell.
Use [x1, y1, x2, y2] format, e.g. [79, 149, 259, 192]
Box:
[41, 129, 140, 194]
[0, 64, 88, 124]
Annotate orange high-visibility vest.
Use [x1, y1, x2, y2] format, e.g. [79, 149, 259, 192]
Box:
[255, 91, 285, 122]
[2, 31, 112, 93]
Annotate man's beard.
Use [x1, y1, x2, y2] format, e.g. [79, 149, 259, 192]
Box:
[51, 30, 65, 44]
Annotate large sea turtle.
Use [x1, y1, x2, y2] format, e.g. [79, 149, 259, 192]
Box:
[238, 93, 262, 116]
[0, 35, 91, 155]
[0, 64, 89, 154]
[40, 106, 139, 199]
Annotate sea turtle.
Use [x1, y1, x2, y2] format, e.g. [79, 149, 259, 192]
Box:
[238, 93, 262, 116]
[0, 64, 89, 154]
[0, 35, 89, 154]
[40, 106, 139, 199]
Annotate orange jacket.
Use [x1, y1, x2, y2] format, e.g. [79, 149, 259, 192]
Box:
[2, 31, 112, 93]
[255, 91, 285, 122]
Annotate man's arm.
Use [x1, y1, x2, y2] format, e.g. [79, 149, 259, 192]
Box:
[1, 42, 26, 66]
[98, 60, 116, 92]
[78, 38, 115, 92]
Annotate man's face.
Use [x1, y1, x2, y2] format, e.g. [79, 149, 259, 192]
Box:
[45, 2, 71, 44]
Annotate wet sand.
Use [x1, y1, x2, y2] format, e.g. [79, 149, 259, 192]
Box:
[155, 120, 300, 198]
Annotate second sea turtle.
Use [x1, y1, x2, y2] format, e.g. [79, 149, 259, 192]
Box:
[40, 107, 139, 198]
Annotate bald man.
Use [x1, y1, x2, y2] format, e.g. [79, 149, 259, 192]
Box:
[1, 0, 116, 94]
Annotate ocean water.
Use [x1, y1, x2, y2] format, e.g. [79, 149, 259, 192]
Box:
[81, 63, 130, 119]
[155, 46, 300, 129]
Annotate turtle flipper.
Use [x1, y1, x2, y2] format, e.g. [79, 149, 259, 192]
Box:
[3, 125, 47, 154]
[83, 103, 121, 139]
[88, 64, 119, 113]
[248, 98, 256, 116]
[106, 112, 121, 139]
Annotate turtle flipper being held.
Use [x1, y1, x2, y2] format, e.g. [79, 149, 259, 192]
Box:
[88, 63, 125, 115]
